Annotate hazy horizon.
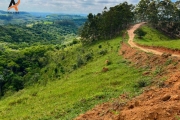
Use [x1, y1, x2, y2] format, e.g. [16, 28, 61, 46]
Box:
[0, 0, 178, 14]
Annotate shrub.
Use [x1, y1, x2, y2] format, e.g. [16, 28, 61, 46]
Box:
[135, 78, 151, 88]
[134, 28, 147, 39]
[72, 64, 77, 70]
[85, 53, 93, 61]
[98, 45, 102, 49]
[72, 39, 79, 45]
[99, 49, 107, 55]
[77, 56, 84, 67]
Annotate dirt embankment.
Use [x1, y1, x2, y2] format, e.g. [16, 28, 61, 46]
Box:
[75, 23, 180, 120]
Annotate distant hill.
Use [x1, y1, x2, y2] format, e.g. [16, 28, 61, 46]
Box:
[0, 10, 87, 25]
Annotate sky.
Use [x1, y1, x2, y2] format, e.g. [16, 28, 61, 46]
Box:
[0, 0, 178, 14]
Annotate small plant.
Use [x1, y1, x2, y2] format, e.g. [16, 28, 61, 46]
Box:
[85, 53, 93, 62]
[31, 91, 38, 96]
[72, 39, 79, 45]
[153, 66, 163, 75]
[165, 58, 172, 66]
[99, 49, 107, 55]
[98, 45, 102, 49]
[77, 56, 84, 67]
[176, 116, 180, 120]
[105, 60, 111, 66]
[157, 81, 165, 88]
[72, 64, 77, 70]
[135, 78, 151, 88]
[60, 67, 65, 74]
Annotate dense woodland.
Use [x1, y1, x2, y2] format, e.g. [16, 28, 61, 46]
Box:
[79, 2, 134, 43]
[135, 0, 180, 38]
[79, 0, 180, 43]
[0, 19, 85, 48]
[0, 17, 85, 96]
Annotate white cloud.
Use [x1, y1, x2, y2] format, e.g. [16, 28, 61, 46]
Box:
[0, 0, 140, 14]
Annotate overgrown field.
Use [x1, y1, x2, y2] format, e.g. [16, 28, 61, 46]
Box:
[0, 36, 146, 120]
[134, 25, 180, 50]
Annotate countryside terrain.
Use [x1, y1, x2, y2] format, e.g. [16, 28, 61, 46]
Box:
[0, 0, 180, 120]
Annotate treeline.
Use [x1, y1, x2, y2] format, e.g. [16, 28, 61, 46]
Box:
[79, 1, 180, 43]
[136, 0, 180, 38]
[79, 2, 134, 43]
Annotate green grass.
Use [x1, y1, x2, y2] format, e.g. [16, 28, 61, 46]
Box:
[135, 25, 180, 50]
[0, 36, 146, 120]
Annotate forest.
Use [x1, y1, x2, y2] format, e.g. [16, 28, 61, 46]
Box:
[79, 0, 180, 43]
[0, 15, 86, 97]
[135, 0, 180, 38]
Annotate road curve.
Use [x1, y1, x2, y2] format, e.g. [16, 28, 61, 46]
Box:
[127, 22, 180, 58]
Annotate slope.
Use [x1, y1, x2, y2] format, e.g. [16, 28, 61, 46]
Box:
[0, 36, 146, 120]
[75, 23, 180, 120]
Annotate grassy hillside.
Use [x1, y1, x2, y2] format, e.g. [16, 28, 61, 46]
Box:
[0, 36, 147, 120]
[134, 25, 180, 50]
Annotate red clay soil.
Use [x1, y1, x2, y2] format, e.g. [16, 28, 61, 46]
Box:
[75, 23, 180, 120]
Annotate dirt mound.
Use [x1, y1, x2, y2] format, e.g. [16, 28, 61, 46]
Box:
[75, 43, 180, 120]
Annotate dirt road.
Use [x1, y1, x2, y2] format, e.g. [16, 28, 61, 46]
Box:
[127, 22, 180, 57]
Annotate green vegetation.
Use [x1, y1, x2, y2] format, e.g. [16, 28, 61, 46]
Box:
[0, 19, 85, 49]
[134, 25, 180, 50]
[0, 11, 87, 26]
[0, 36, 147, 119]
[0, 11, 41, 25]
[0, 0, 179, 119]
[0, 17, 86, 96]
[79, 2, 134, 43]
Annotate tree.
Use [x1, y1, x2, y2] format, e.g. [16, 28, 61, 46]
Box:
[0, 75, 5, 96]
[136, 0, 180, 38]
[135, 0, 151, 21]
[79, 2, 135, 43]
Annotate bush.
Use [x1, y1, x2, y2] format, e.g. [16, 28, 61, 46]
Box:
[134, 28, 147, 38]
[135, 78, 151, 88]
[72, 64, 77, 70]
[77, 56, 84, 67]
[85, 53, 93, 61]
[99, 49, 107, 55]
[72, 39, 79, 45]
